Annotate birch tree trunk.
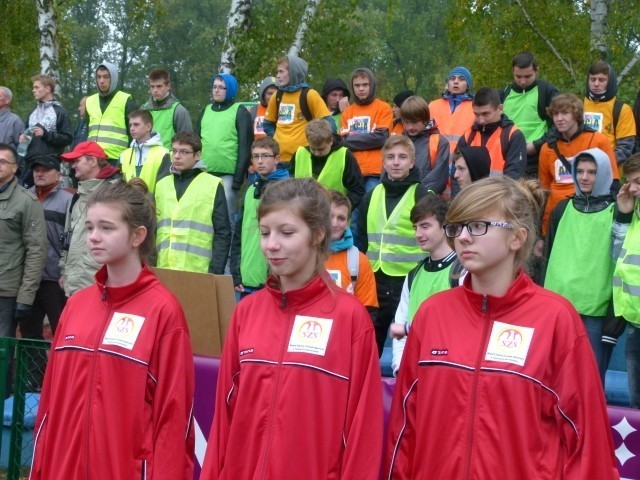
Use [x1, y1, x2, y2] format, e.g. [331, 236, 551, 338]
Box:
[288, 0, 322, 57]
[36, 0, 61, 92]
[219, 0, 253, 74]
[590, 0, 609, 59]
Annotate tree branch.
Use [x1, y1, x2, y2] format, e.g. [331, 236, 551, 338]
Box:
[617, 49, 640, 85]
[513, 0, 576, 83]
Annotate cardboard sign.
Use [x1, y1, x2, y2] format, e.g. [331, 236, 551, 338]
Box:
[153, 268, 236, 356]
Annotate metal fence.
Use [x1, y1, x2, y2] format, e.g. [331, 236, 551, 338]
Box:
[0, 338, 50, 480]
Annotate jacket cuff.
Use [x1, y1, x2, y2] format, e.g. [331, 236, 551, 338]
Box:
[615, 210, 634, 223]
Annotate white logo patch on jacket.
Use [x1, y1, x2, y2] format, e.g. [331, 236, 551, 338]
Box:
[485, 321, 534, 366]
[287, 315, 333, 356]
[102, 312, 146, 350]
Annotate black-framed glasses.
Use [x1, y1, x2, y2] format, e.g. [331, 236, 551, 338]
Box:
[171, 149, 194, 156]
[443, 221, 513, 238]
[251, 153, 275, 160]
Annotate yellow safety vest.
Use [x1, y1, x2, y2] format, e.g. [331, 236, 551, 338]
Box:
[366, 183, 423, 276]
[613, 211, 640, 325]
[155, 172, 221, 273]
[119, 145, 168, 194]
[86, 91, 131, 159]
[294, 146, 347, 194]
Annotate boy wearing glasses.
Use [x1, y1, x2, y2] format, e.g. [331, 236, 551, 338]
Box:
[155, 131, 231, 274]
[230, 137, 289, 297]
[198, 73, 253, 224]
[289, 119, 364, 210]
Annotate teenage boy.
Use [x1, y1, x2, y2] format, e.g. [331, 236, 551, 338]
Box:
[612, 153, 640, 408]
[86, 61, 136, 161]
[263, 55, 332, 163]
[198, 73, 253, 224]
[452, 146, 491, 192]
[391, 90, 414, 135]
[429, 66, 475, 154]
[142, 68, 193, 149]
[543, 148, 615, 383]
[325, 190, 378, 320]
[230, 137, 289, 297]
[249, 76, 278, 139]
[584, 60, 636, 164]
[501, 52, 559, 176]
[155, 132, 230, 275]
[20, 75, 72, 186]
[321, 78, 350, 129]
[290, 119, 364, 209]
[456, 87, 526, 179]
[538, 93, 619, 236]
[389, 195, 464, 376]
[340, 67, 394, 191]
[118, 109, 170, 193]
[400, 95, 450, 194]
[358, 136, 426, 356]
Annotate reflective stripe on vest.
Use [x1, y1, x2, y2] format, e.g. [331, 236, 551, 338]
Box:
[148, 101, 179, 150]
[613, 214, 640, 325]
[86, 91, 131, 159]
[240, 185, 270, 287]
[366, 183, 423, 275]
[200, 103, 240, 174]
[466, 125, 518, 176]
[155, 172, 220, 273]
[293, 146, 347, 194]
[119, 145, 168, 194]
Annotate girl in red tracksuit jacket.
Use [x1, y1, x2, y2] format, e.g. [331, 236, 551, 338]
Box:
[385, 176, 619, 480]
[31, 179, 195, 480]
[201, 178, 383, 480]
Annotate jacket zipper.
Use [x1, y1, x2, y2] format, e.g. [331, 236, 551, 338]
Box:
[84, 285, 112, 479]
[258, 291, 290, 478]
[463, 295, 491, 479]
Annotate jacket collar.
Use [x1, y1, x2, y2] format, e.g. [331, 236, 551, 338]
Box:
[462, 269, 535, 316]
[94, 264, 159, 306]
[266, 274, 332, 309]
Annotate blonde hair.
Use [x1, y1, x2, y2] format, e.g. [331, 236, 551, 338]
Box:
[381, 135, 415, 160]
[445, 176, 547, 271]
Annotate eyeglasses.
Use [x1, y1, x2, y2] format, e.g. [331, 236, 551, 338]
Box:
[0, 159, 16, 166]
[171, 149, 194, 156]
[443, 221, 513, 238]
[251, 154, 275, 160]
[212, 85, 227, 90]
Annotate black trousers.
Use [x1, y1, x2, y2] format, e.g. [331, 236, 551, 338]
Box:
[373, 271, 405, 357]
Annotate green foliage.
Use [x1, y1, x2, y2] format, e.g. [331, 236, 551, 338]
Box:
[0, 0, 39, 117]
[445, 0, 640, 103]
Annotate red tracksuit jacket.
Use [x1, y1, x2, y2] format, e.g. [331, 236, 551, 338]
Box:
[385, 271, 619, 480]
[30, 265, 195, 480]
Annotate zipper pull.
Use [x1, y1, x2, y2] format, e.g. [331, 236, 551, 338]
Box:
[482, 295, 488, 313]
[101, 285, 107, 302]
[281, 292, 286, 309]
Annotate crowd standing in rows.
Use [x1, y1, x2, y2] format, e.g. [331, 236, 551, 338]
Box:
[0, 49, 639, 478]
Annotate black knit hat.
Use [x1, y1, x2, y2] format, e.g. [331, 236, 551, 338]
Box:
[393, 90, 414, 108]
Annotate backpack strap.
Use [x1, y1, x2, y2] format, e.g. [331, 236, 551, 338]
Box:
[500, 124, 514, 162]
[549, 141, 572, 172]
[612, 98, 623, 138]
[346, 245, 359, 285]
[275, 87, 312, 122]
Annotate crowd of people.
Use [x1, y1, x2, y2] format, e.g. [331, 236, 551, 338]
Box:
[0, 50, 639, 478]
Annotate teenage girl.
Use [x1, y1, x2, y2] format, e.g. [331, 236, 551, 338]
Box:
[31, 179, 195, 480]
[201, 178, 383, 479]
[385, 176, 618, 479]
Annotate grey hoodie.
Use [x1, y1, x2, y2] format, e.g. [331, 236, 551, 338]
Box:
[350, 67, 377, 105]
[572, 147, 613, 197]
[97, 61, 119, 96]
[285, 55, 308, 88]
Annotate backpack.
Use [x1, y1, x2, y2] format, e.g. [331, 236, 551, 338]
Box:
[275, 87, 312, 122]
[346, 245, 359, 286]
